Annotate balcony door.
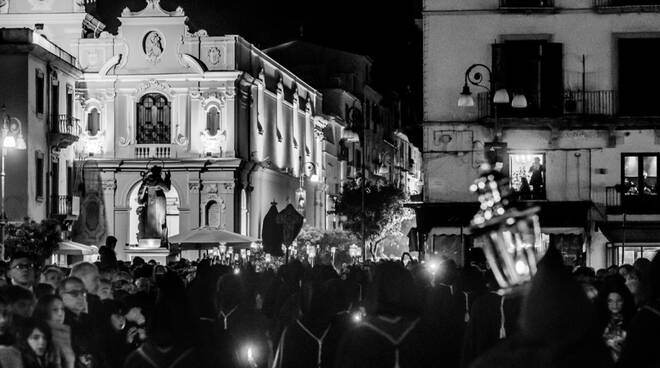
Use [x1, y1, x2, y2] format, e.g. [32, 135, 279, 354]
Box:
[622, 153, 659, 213]
[619, 38, 660, 116]
[136, 93, 171, 144]
[492, 40, 563, 117]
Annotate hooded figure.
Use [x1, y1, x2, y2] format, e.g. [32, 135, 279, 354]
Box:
[470, 246, 614, 368]
[334, 261, 432, 368]
[618, 251, 660, 368]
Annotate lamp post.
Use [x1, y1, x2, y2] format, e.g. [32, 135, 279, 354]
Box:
[0, 105, 27, 258]
[458, 64, 527, 143]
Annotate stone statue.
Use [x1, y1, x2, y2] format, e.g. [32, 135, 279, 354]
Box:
[136, 165, 171, 247]
[144, 31, 163, 64]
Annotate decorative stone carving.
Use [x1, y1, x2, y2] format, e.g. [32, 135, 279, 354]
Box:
[206, 184, 218, 194]
[208, 47, 222, 65]
[277, 77, 284, 96]
[102, 180, 117, 193]
[224, 182, 235, 191]
[305, 99, 313, 115]
[200, 130, 227, 157]
[144, 31, 164, 64]
[189, 182, 200, 192]
[136, 79, 174, 97]
[77, 130, 106, 157]
[200, 93, 226, 109]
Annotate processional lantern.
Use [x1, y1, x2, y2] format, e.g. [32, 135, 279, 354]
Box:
[469, 165, 547, 293]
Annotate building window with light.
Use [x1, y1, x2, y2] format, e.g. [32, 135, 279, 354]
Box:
[509, 153, 545, 200]
[206, 106, 221, 135]
[623, 154, 658, 196]
[87, 108, 100, 135]
[136, 93, 170, 144]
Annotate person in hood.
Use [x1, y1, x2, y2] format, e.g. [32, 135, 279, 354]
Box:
[334, 261, 432, 368]
[618, 251, 660, 368]
[470, 245, 614, 368]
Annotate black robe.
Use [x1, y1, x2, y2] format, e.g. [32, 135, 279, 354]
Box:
[461, 292, 522, 368]
[273, 319, 340, 368]
[334, 315, 432, 368]
[617, 299, 660, 368]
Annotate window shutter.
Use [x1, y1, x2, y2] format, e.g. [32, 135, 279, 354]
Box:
[541, 42, 563, 116]
[491, 43, 509, 94]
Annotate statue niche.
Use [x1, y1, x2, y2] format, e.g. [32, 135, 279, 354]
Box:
[136, 165, 171, 248]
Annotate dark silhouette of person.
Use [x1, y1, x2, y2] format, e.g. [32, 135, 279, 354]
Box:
[519, 177, 532, 200]
[529, 157, 545, 200]
[98, 236, 118, 270]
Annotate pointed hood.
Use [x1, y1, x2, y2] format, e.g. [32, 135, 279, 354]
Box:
[519, 245, 597, 344]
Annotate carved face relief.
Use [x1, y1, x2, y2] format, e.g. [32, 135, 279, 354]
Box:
[208, 47, 222, 65]
[143, 31, 164, 64]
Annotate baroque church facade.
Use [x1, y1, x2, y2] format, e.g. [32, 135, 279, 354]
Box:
[0, 0, 334, 261]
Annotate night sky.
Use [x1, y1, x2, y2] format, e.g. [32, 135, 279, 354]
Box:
[95, 0, 423, 130]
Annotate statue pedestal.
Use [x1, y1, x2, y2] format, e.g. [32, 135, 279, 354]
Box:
[124, 246, 174, 265]
[138, 238, 162, 248]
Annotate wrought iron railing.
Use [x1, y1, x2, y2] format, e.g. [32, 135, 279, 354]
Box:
[49, 115, 81, 136]
[563, 90, 617, 115]
[52, 195, 72, 216]
[595, 0, 660, 7]
[475, 90, 618, 120]
[500, 0, 554, 7]
[605, 186, 621, 209]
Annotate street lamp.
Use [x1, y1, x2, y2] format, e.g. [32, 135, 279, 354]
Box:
[469, 164, 547, 294]
[458, 63, 528, 109]
[0, 105, 27, 256]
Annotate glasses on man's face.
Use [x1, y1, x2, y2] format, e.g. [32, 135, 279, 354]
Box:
[63, 290, 87, 298]
[12, 264, 35, 271]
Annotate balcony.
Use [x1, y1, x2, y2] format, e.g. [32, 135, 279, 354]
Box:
[51, 195, 79, 218]
[48, 115, 81, 149]
[604, 186, 660, 214]
[594, 0, 660, 12]
[134, 144, 174, 159]
[499, 0, 556, 12]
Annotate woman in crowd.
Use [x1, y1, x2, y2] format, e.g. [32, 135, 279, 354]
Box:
[0, 318, 59, 368]
[33, 294, 74, 368]
[597, 280, 635, 362]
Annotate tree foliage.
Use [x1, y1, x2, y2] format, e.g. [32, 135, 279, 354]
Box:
[4, 219, 63, 264]
[296, 226, 358, 267]
[332, 180, 415, 259]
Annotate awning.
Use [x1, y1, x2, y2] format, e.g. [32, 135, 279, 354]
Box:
[411, 201, 592, 234]
[597, 221, 660, 243]
[56, 241, 99, 256]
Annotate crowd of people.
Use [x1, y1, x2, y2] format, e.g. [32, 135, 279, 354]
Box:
[0, 234, 657, 368]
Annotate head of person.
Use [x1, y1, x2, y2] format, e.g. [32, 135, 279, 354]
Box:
[105, 236, 117, 250]
[7, 252, 36, 288]
[97, 279, 113, 301]
[134, 277, 152, 294]
[599, 279, 636, 326]
[102, 300, 127, 332]
[58, 277, 87, 316]
[70, 262, 100, 295]
[5, 285, 36, 319]
[40, 267, 63, 290]
[365, 261, 418, 318]
[618, 264, 633, 279]
[16, 318, 52, 359]
[33, 294, 65, 326]
[215, 273, 245, 311]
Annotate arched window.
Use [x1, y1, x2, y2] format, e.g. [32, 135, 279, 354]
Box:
[87, 108, 100, 135]
[137, 93, 170, 144]
[206, 106, 221, 135]
[205, 200, 220, 227]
